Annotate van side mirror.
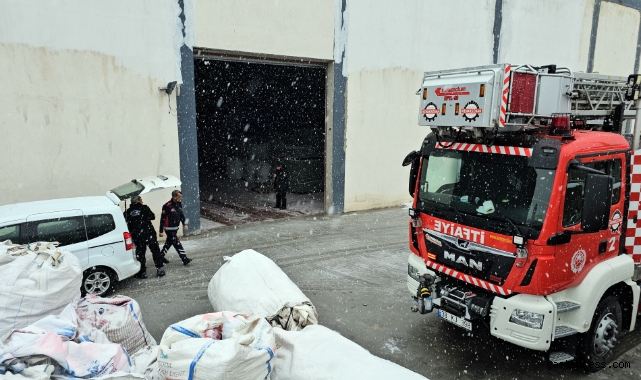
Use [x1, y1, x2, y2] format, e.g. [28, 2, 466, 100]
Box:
[581, 173, 613, 233]
[403, 151, 421, 197]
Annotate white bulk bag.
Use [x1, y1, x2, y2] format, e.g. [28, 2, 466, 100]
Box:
[271, 325, 428, 380]
[0, 304, 132, 378]
[0, 242, 82, 338]
[158, 311, 275, 380]
[130, 345, 160, 380]
[208, 250, 318, 331]
[0, 364, 53, 380]
[76, 295, 157, 354]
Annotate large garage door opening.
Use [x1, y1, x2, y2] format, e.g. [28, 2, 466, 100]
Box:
[194, 58, 327, 228]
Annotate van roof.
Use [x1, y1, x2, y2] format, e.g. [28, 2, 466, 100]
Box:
[0, 196, 117, 225]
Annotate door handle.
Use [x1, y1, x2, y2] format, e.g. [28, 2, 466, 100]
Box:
[599, 239, 607, 254]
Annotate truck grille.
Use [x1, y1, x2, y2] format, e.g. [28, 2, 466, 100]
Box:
[423, 229, 515, 284]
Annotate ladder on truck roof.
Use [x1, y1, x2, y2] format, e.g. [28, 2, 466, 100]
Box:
[506, 65, 635, 125]
[417, 64, 638, 132]
[570, 72, 632, 116]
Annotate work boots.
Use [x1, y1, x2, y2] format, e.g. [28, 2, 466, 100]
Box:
[182, 257, 192, 266]
[157, 267, 166, 277]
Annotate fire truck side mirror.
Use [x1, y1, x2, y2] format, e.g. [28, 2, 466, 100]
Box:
[402, 151, 419, 167]
[403, 151, 421, 197]
[581, 174, 613, 233]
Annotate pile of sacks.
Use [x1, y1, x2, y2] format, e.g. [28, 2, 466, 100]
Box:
[1, 241, 428, 379]
[203, 249, 428, 380]
[0, 241, 158, 379]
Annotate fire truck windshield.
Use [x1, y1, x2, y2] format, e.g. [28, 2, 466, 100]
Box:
[418, 149, 554, 231]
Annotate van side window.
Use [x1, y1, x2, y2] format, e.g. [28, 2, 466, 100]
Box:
[0, 224, 21, 244]
[85, 214, 116, 240]
[27, 216, 87, 246]
[562, 159, 620, 227]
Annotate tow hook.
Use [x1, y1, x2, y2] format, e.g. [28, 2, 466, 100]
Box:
[417, 274, 435, 314]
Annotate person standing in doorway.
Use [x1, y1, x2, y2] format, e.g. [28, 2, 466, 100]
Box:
[125, 196, 166, 278]
[159, 190, 192, 265]
[273, 161, 289, 210]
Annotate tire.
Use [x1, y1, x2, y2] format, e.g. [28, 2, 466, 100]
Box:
[578, 295, 622, 372]
[81, 267, 115, 297]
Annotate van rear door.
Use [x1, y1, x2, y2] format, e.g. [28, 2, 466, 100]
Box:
[25, 210, 89, 266]
[105, 175, 181, 205]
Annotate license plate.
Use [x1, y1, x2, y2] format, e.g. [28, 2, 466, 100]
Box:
[438, 309, 472, 331]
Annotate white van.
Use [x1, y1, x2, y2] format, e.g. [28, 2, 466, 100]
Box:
[0, 175, 181, 296]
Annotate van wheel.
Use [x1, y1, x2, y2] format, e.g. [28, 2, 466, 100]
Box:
[578, 295, 622, 372]
[82, 267, 115, 297]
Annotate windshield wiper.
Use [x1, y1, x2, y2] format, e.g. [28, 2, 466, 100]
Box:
[482, 214, 521, 236]
[446, 205, 465, 223]
[421, 199, 466, 223]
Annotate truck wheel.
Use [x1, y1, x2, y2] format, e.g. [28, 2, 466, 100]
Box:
[578, 295, 621, 372]
[81, 267, 115, 297]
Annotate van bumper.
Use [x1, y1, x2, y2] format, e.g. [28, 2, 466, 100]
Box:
[115, 254, 141, 281]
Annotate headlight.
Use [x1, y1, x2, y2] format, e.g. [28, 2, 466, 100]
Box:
[408, 264, 422, 281]
[509, 309, 544, 329]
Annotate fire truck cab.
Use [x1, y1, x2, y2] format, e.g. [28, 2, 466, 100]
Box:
[405, 64, 641, 370]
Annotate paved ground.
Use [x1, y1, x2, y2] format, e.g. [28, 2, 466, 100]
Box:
[116, 207, 641, 379]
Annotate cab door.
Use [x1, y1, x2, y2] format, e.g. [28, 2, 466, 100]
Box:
[552, 154, 623, 287]
[25, 210, 89, 266]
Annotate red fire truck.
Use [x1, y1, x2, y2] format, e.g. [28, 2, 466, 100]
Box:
[404, 63, 641, 370]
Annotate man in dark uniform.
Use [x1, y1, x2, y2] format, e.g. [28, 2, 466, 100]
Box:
[159, 190, 192, 265]
[273, 161, 289, 210]
[125, 195, 166, 278]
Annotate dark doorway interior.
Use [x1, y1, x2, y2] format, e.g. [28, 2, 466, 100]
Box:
[194, 59, 326, 228]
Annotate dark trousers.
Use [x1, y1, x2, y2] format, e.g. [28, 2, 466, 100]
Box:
[160, 230, 188, 260]
[276, 190, 287, 209]
[134, 234, 163, 272]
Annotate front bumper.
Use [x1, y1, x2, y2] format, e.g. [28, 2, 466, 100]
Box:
[490, 294, 555, 351]
[407, 252, 430, 296]
[115, 254, 141, 281]
[407, 253, 555, 351]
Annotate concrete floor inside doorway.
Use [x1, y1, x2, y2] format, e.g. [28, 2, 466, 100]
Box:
[199, 178, 325, 230]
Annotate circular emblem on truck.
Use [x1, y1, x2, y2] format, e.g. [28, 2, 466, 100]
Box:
[461, 100, 483, 122]
[609, 209, 622, 234]
[422, 102, 439, 122]
[571, 248, 586, 274]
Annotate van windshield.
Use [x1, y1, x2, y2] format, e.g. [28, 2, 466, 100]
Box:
[109, 181, 144, 200]
[418, 149, 555, 229]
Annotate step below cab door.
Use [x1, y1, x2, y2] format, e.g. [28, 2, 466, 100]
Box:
[25, 210, 89, 266]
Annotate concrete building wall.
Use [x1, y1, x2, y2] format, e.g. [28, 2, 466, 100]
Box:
[342, 0, 496, 211]
[593, 1, 639, 76]
[499, 0, 594, 70]
[0, 0, 187, 229]
[194, 0, 335, 60]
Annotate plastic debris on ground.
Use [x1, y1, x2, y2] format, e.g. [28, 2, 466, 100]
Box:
[158, 311, 276, 380]
[270, 325, 428, 380]
[208, 249, 318, 331]
[0, 241, 82, 338]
